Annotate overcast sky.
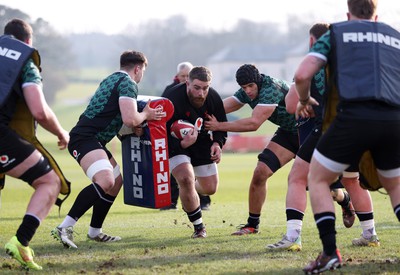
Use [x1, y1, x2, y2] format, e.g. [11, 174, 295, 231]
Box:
[2, 0, 400, 34]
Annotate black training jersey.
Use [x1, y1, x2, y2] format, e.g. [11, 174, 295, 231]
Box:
[162, 83, 227, 161]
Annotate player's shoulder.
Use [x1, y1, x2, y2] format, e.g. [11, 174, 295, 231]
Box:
[21, 59, 41, 84]
[163, 84, 185, 99]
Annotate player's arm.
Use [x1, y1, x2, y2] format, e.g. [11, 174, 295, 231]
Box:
[294, 55, 323, 117]
[205, 104, 274, 132]
[210, 90, 228, 144]
[295, 55, 325, 102]
[223, 96, 242, 114]
[285, 83, 298, 114]
[120, 98, 162, 127]
[23, 84, 69, 149]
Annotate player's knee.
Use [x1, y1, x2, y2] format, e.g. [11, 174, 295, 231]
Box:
[252, 164, 271, 181]
[330, 189, 339, 200]
[87, 159, 115, 191]
[258, 148, 281, 174]
[177, 175, 194, 189]
[40, 170, 61, 195]
[202, 184, 218, 195]
[209, 185, 218, 195]
[97, 177, 116, 193]
[19, 156, 53, 185]
[288, 172, 307, 188]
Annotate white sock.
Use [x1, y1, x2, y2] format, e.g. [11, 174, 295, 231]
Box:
[88, 226, 102, 238]
[193, 218, 203, 226]
[360, 219, 376, 238]
[59, 215, 77, 228]
[286, 219, 302, 241]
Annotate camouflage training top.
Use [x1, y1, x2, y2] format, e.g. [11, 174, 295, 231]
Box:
[233, 74, 297, 133]
[69, 71, 138, 144]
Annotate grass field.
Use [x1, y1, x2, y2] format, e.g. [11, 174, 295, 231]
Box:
[1, 147, 399, 274]
[1, 87, 400, 274]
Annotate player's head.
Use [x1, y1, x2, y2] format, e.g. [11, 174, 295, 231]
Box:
[4, 18, 33, 45]
[176, 62, 193, 83]
[347, 0, 378, 21]
[120, 50, 148, 83]
[236, 64, 262, 86]
[235, 64, 263, 98]
[235, 64, 262, 99]
[309, 23, 330, 48]
[187, 66, 212, 108]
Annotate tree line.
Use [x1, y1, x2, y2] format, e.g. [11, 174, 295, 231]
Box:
[1, 5, 311, 103]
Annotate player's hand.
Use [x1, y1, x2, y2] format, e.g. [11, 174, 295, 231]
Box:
[57, 129, 69, 150]
[204, 114, 219, 131]
[295, 96, 318, 120]
[143, 100, 166, 121]
[210, 142, 222, 163]
[180, 128, 198, 149]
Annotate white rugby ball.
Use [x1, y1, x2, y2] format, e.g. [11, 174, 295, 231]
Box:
[170, 120, 194, 139]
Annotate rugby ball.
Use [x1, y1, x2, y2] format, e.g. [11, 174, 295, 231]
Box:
[170, 120, 194, 139]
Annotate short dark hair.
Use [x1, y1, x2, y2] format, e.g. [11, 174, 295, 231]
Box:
[120, 50, 148, 69]
[348, 0, 377, 19]
[309, 23, 330, 40]
[4, 18, 32, 42]
[189, 66, 212, 82]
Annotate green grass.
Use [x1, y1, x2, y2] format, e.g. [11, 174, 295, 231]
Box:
[1, 147, 399, 274]
[1, 85, 399, 274]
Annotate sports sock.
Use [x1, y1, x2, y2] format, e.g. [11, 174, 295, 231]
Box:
[67, 182, 106, 221]
[247, 213, 260, 228]
[287, 220, 302, 241]
[16, 214, 40, 246]
[286, 208, 304, 241]
[356, 212, 376, 238]
[90, 193, 116, 229]
[187, 206, 203, 230]
[336, 191, 350, 207]
[394, 204, 400, 221]
[88, 226, 102, 238]
[59, 215, 77, 228]
[314, 212, 336, 256]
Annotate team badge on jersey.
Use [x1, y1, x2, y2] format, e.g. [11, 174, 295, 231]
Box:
[0, 155, 9, 164]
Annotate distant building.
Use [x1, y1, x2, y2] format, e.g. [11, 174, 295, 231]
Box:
[207, 42, 308, 97]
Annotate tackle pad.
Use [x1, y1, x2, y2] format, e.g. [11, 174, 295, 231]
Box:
[120, 96, 174, 208]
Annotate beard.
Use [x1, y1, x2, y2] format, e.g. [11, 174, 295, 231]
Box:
[188, 93, 206, 108]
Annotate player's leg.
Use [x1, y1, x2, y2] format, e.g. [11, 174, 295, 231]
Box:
[2, 131, 58, 270]
[171, 155, 205, 238]
[232, 128, 297, 236]
[87, 154, 122, 242]
[52, 138, 115, 248]
[267, 156, 308, 251]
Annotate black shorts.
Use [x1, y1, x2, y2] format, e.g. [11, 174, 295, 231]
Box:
[297, 117, 314, 145]
[297, 123, 361, 174]
[317, 116, 400, 171]
[270, 127, 299, 155]
[68, 133, 113, 164]
[297, 127, 321, 163]
[0, 126, 36, 173]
